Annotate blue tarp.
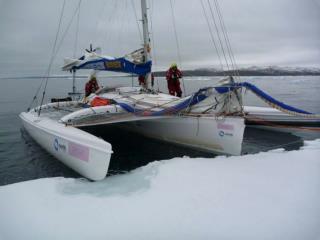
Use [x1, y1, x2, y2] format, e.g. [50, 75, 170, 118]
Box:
[213, 82, 313, 115]
[214, 86, 236, 94]
[73, 57, 152, 76]
[237, 82, 313, 115]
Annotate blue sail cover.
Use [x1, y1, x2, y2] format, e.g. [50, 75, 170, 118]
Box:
[215, 82, 314, 115]
[73, 57, 152, 76]
[238, 82, 313, 115]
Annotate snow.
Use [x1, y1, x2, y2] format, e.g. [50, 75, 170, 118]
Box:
[1, 140, 320, 240]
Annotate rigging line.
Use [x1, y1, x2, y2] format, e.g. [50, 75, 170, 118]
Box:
[107, 2, 119, 52]
[200, 0, 224, 72]
[27, 1, 68, 111]
[38, 0, 67, 116]
[214, 0, 238, 69]
[116, 1, 127, 52]
[73, 0, 82, 58]
[215, 1, 241, 82]
[28, 1, 67, 111]
[54, 2, 82, 58]
[207, 0, 230, 71]
[93, 0, 108, 44]
[123, 0, 130, 52]
[131, 0, 143, 43]
[210, 0, 235, 73]
[27, 75, 45, 111]
[102, 1, 118, 50]
[125, 0, 131, 51]
[212, 0, 240, 80]
[30, 0, 82, 105]
[169, 0, 187, 96]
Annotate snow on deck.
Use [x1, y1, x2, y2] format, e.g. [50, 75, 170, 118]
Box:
[0, 140, 320, 240]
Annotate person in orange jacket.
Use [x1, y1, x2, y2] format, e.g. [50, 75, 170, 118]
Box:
[166, 63, 182, 97]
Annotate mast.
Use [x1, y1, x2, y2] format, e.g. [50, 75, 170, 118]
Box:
[140, 0, 151, 89]
[72, 69, 76, 94]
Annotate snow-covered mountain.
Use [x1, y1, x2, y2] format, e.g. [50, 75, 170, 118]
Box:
[240, 66, 320, 75]
[156, 66, 320, 76]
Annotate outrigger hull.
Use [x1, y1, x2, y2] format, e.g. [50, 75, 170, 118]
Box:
[20, 111, 113, 181]
[244, 106, 320, 133]
[121, 115, 245, 155]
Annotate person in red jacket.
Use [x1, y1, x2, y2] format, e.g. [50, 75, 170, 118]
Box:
[85, 76, 100, 97]
[166, 63, 182, 97]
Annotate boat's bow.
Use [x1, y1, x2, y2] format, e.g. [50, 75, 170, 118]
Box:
[20, 107, 113, 181]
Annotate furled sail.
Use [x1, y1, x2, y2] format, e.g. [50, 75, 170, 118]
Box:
[62, 50, 152, 76]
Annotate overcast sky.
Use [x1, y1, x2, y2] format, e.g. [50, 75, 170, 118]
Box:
[0, 0, 319, 75]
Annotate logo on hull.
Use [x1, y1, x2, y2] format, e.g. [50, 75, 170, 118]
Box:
[54, 138, 59, 151]
[219, 130, 233, 137]
[53, 138, 67, 152]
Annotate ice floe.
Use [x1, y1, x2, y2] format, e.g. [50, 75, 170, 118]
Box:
[0, 140, 319, 240]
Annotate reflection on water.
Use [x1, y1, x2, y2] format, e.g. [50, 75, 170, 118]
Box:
[81, 125, 214, 175]
[242, 127, 304, 154]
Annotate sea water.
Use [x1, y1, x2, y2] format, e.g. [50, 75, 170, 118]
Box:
[0, 75, 319, 185]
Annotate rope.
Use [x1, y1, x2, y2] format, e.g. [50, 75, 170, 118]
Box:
[68, 89, 207, 126]
[116, 1, 128, 52]
[66, 96, 186, 126]
[54, 2, 82, 60]
[73, 0, 82, 58]
[116, 89, 207, 117]
[211, 0, 235, 73]
[206, 0, 230, 71]
[27, 83, 43, 112]
[131, 0, 143, 43]
[93, 0, 108, 42]
[212, 0, 241, 81]
[169, 0, 187, 96]
[101, 1, 118, 49]
[28, 0, 87, 112]
[200, 0, 224, 72]
[38, 0, 66, 116]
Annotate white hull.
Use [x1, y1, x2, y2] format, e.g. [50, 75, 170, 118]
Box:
[20, 84, 246, 180]
[120, 115, 245, 155]
[20, 106, 245, 180]
[20, 112, 112, 181]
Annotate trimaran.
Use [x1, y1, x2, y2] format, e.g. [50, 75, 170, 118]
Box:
[20, 0, 320, 180]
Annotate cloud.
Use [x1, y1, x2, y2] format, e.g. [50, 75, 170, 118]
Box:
[0, 0, 319, 76]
